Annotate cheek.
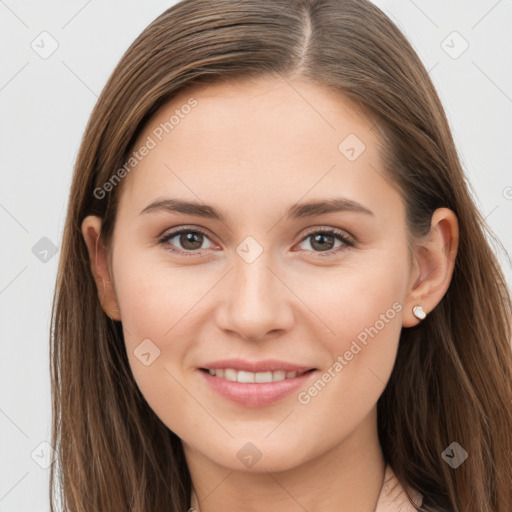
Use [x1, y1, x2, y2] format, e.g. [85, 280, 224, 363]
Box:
[292, 283, 404, 457]
[112, 247, 209, 343]
[292, 250, 407, 409]
[303, 279, 403, 402]
[109, 251, 197, 408]
[296, 247, 408, 349]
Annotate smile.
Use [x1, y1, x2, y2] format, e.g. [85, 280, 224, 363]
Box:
[203, 368, 312, 383]
[198, 366, 318, 407]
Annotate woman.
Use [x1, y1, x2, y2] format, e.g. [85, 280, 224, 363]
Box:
[50, 1, 512, 511]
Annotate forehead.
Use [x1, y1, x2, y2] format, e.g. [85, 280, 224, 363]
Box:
[163, 77, 376, 146]
[118, 77, 394, 220]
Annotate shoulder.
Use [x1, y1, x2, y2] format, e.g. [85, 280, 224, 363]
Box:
[375, 464, 424, 512]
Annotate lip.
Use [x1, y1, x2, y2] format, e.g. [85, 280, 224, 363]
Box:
[200, 358, 315, 373]
[197, 359, 317, 407]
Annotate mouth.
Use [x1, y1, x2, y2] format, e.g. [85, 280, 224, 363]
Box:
[199, 367, 316, 383]
[197, 360, 318, 407]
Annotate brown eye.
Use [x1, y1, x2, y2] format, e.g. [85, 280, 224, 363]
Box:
[159, 228, 215, 255]
[297, 229, 354, 255]
[310, 232, 336, 251]
[178, 231, 204, 250]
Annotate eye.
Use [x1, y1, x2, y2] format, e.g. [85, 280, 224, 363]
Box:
[158, 226, 355, 257]
[158, 227, 216, 255]
[296, 229, 354, 256]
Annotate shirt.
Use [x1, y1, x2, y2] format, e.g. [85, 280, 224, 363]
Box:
[189, 463, 424, 511]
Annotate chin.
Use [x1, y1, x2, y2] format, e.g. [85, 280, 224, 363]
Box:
[198, 438, 313, 474]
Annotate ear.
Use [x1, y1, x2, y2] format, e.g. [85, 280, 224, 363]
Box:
[403, 208, 459, 327]
[81, 215, 121, 321]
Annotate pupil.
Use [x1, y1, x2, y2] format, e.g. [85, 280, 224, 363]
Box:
[312, 233, 333, 251]
[182, 232, 202, 250]
[178, 232, 335, 252]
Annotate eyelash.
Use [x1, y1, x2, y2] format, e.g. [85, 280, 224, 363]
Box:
[157, 226, 355, 257]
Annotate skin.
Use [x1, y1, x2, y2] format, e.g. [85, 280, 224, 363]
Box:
[82, 77, 458, 511]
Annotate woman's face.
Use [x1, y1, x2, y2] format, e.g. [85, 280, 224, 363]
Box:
[97, 78, 418, 472]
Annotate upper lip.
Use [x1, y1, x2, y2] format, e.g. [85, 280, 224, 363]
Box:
[200, 358, 315, 373]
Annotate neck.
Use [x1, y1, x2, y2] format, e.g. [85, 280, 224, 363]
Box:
[185, 407, 386, 512]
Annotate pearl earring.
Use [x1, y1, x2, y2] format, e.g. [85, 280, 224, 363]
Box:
[412, 305, 427, 320]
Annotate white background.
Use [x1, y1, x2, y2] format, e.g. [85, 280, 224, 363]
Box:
[1, 1, 511, 510]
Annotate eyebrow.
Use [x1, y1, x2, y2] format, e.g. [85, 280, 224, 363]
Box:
[139, 197, 374, 221]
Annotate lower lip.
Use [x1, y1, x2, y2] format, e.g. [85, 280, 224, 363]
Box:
[198, 369, 317, 407]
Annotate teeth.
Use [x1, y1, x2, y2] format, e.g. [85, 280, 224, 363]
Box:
[255, 371, 273, 383]
[224, 369, 237, 381]
[237, 370, 255, 383]
[207, 368, 303, 383]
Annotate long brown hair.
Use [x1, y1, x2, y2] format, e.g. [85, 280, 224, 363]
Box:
[50, 1, 512, 510]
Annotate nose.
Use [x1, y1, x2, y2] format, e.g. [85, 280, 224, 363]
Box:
[215, 252, 295, 342]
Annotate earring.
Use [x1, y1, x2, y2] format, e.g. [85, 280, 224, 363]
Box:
[412, 305, 427, 320]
